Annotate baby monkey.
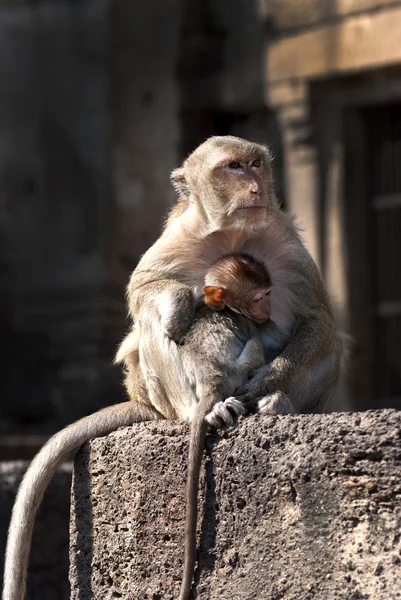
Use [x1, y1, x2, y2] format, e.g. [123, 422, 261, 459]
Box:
[178, 252, 271, 600]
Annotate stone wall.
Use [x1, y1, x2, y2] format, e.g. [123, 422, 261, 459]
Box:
[70, 410, 401, 599]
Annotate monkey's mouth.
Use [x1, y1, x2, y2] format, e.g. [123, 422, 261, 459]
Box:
[253, 317, 270, 324]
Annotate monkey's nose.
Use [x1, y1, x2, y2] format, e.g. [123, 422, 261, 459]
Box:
[249, 181, 260, 194]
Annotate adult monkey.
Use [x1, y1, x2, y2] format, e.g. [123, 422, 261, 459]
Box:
[124, 135, 345, 419]
[3, 136, 345, 600]
[122, 135, 345, 599]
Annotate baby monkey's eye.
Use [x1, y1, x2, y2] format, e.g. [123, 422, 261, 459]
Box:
[228, 161, 241, 169]
[251, 159, 261, 168]
[253, 289, 270, 303]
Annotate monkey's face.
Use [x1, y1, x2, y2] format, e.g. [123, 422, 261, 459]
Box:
[204, 284, 271, 324]
[209, 154, 273, 226]
[231, 287, 271, 324]
[212, 155, 268, 213]
[181, 137, 275, 229]
[204, 251, 272, 323]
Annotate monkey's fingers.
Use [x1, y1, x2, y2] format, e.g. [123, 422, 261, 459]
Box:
[235, 371, 270, 411]
[224, 396, 247, 416]
[205, 397, 246, 428]
[235, 394, 258, 413]
[258, 392, 296, 415]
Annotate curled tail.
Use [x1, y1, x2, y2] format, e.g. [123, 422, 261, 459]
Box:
[2, 401, 161, 600]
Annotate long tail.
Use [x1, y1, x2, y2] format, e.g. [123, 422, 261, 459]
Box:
[178, 416, 208, 600]
[2, 401, 161, 600]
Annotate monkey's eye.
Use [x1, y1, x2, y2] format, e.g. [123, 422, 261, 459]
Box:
[253, 293, 263, 302]
[251, 159, 261, 168]
[228, 161, 241, 169]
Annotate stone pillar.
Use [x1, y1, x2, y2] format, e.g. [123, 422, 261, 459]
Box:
[70, 410, 401, 599]
[269, 82, 321, 268]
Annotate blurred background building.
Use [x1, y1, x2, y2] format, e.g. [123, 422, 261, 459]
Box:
[0, 1, 400, 596]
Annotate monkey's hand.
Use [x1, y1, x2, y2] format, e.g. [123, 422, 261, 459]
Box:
[235, 365, 296, 415]
[157, 286, 196, 343]
[258, 392, 296, 415]
[205, 397, 246, 428]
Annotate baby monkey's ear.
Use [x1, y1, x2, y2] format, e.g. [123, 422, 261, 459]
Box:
[203, 286, 226, 310]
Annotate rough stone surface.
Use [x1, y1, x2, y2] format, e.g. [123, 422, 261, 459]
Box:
[70, 410, 401, 599]
[0, 462, 72, 600]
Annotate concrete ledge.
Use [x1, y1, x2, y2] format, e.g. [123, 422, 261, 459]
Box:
[70, 410, 401, 599]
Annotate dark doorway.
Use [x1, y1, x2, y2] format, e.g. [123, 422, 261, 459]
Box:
[345, 104, 401, 409]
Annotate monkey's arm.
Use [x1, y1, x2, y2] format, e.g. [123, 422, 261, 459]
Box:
[129, 270, 195, 342]
[127, 234, 196, 343]
[273, 313, 333, 379]
[237, 272, 337, 413]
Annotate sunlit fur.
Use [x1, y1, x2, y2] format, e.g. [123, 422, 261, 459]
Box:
[128, 134, 345, 421]
[169, 136, 277, 232]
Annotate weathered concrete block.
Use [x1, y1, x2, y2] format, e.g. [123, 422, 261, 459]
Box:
[70, 411, 401, 599]
[0, 462, 71, 600]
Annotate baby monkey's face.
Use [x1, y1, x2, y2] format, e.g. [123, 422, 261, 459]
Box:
[231, 286, 271, 324]
[203, 283, 271, 324]
[203, 252, 272, 324]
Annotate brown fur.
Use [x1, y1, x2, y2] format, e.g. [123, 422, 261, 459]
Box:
[205, 252, 271, 290]
[125, 136, 343, 420]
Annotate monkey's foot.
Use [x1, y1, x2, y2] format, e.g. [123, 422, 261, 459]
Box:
[205, 397, 246, 428]
[258, 392, 295, 415]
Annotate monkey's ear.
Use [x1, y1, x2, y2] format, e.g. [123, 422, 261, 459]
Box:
[203, 286, 226, 310]
[170, 167, 189, 198]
